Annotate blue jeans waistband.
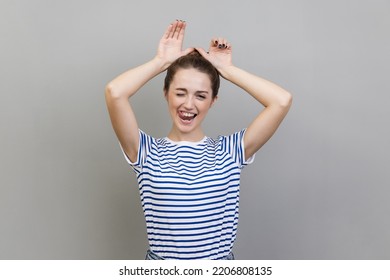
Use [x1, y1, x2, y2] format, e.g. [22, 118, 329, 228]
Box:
[145, 249, 235, 260]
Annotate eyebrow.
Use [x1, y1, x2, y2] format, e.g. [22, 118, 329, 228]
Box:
[175, 88, 210, 94]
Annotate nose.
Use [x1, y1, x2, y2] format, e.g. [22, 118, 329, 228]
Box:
[183, 95, 194, 109]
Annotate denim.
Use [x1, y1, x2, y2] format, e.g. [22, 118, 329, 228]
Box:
[145, 249, 235, 260]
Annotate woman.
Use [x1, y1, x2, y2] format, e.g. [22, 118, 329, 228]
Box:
[105, 20, 292, 260]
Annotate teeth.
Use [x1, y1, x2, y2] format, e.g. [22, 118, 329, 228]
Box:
[182, 112, 195, 117]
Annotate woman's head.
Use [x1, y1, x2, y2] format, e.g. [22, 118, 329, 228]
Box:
[164, 50, 220, 99]
[163, 51, 220, 141]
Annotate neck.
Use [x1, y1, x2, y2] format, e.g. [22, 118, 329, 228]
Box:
[167, 127, 205, 142]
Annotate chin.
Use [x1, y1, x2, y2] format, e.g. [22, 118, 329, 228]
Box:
[174, 119, 199, 133]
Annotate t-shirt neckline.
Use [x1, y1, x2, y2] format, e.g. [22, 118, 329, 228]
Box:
[164, 136, 207, 146]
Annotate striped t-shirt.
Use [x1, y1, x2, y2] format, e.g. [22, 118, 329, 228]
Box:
[122, 129, 255, 260]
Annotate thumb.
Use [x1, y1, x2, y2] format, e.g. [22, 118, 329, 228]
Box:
[182, 47, 195, 56]
[195, 47, 208, 58]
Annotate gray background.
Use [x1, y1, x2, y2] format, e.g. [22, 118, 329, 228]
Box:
[1, 0, 389, 259]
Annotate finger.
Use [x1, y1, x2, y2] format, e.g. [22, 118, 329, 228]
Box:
[217, 37, 227, 49]
[171, 20, 181, 38]
[212, 37, 228, 49]
[182, 47, 195, 56]
[176, 20, 186, 40]
[167, 20, 180, 39]
[195, 47, 209, 58]
[163, 22, 175, 39]
[211, 38, 219, 47]
[221, 40, 230, 49]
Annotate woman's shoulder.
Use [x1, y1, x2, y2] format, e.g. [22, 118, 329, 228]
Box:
[212, 129, 247, 142]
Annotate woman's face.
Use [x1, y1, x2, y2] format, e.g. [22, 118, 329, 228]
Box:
[165, 67, 217, 140]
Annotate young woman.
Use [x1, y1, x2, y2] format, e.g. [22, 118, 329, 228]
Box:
[105, 20, 292, 260]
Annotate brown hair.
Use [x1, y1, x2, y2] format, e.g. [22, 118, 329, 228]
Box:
[163, 50, 220, 99]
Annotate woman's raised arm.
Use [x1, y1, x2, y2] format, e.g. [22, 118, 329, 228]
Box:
[105, 20, 193, 162]
[197, 38, 292, 160]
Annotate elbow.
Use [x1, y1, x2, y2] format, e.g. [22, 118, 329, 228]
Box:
[105, 82, 121, 100]
[279, 91, 293, 109]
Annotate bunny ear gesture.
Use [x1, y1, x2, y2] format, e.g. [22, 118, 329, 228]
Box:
[195, 37, 233, 78]
[156, 20, 194, 69]
[211, 37, 232, 51]
[163, 20, 187, 40]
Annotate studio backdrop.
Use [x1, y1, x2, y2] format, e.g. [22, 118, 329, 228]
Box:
[1, 0, 389, 259]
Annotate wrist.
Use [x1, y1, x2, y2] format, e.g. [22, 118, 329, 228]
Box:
[217, 64, 236, 80]
[152, 56, 171, 73]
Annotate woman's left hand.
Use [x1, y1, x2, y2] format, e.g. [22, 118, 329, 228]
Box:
[196, 38, 233, 78]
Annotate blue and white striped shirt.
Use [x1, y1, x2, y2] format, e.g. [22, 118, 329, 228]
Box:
[122, 129, 255, 259]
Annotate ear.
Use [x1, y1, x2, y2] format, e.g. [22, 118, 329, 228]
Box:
[210, 95, 218, 108]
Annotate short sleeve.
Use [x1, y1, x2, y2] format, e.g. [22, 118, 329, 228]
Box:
[219, 129, 255, 169]
[120, 129, 153, 173]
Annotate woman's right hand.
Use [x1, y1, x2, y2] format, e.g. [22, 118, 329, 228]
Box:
[156, 20, 194, 69]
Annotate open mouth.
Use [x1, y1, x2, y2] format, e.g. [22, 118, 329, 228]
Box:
[178, 111, 197, 122]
